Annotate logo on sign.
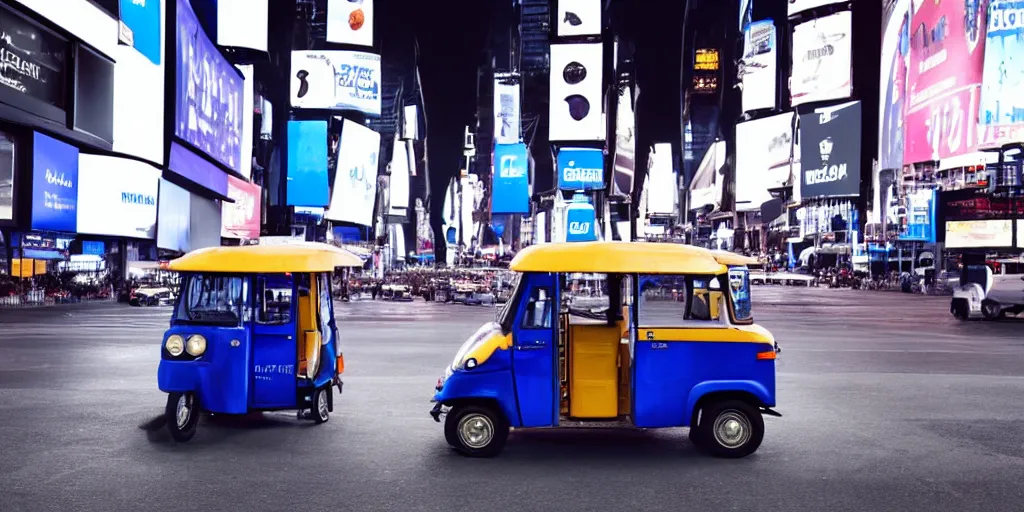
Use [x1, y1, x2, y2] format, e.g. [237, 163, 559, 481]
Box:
[121, 192, 156, 206]
[45, 169, 73, 188]
[805, 136, 847, 185]
[568, 221, 590, 235]
[562, 160, 602, 184]
[499, 155, 525, 178]
[337, 64, 379, 100]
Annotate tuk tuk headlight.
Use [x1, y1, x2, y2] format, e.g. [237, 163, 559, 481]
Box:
[451, 323, 498, 371]
[165, 335, 185, 357]
[186, 335, 207, 356]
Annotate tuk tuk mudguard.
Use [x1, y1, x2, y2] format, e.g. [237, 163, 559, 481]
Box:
[433, 370, 521, 428]
[158, 326, 251, 415]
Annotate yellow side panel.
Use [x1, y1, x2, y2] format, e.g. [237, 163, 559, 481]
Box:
[569, 325, 620, 419]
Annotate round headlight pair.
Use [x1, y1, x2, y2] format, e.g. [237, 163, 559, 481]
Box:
[165, 334, 207, 357]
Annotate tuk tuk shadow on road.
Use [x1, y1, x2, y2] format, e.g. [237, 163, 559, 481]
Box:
[478, 428, 713, 465]
[139, 411, 318, 445]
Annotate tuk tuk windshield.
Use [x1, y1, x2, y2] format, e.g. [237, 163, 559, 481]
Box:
[175, 274, 246, 326]
[496, 273, 523, 326]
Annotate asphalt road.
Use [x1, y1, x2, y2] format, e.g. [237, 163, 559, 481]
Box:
[1, 287, 1023, 512]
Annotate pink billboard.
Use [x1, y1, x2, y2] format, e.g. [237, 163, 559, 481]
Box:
[903, 0, 989, 164]
[221, 176, 262, 240]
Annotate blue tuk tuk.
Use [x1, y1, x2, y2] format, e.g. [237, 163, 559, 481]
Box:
[158, 243, 363, 442]
[429, 242, 780, 458]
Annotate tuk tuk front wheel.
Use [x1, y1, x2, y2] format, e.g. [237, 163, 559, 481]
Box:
[444, 405, 508, 458]
[696, 400, 764, 458]
[165, 392, 199, 442]
[982, 300, 1004, 320]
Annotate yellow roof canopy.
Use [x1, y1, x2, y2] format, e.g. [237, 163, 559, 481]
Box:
[710, 250, 759, 267]
[510, 242, 728, 275]
[168, 243, 364, 273]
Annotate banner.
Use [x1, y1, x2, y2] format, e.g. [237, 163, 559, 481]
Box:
[741, 20, 777, 113]
[388, 134, 410, 215]
[878, 0, 911, 171]
[175, 0, 244, 174]
[326, 119, 380, 227]
[647, 143, 676, 215]
[492, 143, 529, 214]
[286, 120, 329, 207]
[31, 132, 79, 233]
[549, 43, 604, 142]
[76, 155, 159, 239]
[557, 147, 604, 191]
[157, 179, 190, 252]
[222, 176, 261, 240]
[799, 101, 862, 199]
[565, 201, 597, 242]
[690, 140, 726, 210]
[0, 3, 68, 109]
[946, 219, 1012, 248]
[735, 112, 794, 211]
[980, 0, 1024, 147]
[556, 0, 601, 36]
[904, 0, 988, 163]
[326, 0, 374, 47]
[791, 11, 853, 106]
[290, 50, 382, 116]
[611, 85, 635, 198]
[493, 79, 521, 144]
[217, 0, 268, 52]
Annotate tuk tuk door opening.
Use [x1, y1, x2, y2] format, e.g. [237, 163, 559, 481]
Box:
[251, 274, 298, 409]
[510, 272, 558, 427]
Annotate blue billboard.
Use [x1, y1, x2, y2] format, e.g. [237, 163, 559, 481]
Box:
[120, 0, 161, 65]
[898, 189, 937, 243]
[557, 147, 604, 191]
[286, 120, 330, 207]
[565, 201, 597, 242]
[31, 132, 79, 233]
[491, 143, 529, 214]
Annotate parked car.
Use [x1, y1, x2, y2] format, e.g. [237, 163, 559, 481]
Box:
[130, 286, 174, 307]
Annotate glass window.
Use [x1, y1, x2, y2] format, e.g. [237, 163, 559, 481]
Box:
[175, 275, 245, 326]
[638, 275, 690, 326]
[256, 274, 293, 325]
[729, 268, 752, 322]
[521, 287, 553, 329]
[496, 273, 523, 327]
[318, 273, 334, 349]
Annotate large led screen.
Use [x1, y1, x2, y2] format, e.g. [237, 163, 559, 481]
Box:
[646, 143, 675, 215]
[31, 132, 79, 232]
[113, 0, 165, 166]
[788, 0, 846, 16]
[286, 120, 330, 207]
[611, 85, 635, 198]
[877, 0, 910, 171]
[946, 219, 1012, 249]
[799, 101, 862, 199]
[388, 135, 410, 215]
[493, 79, 521, 145]
[222, 175, 261, 240]
[981, 0, 1020, 147]
[0, 133, 13, 221]
[157, 178, 190, 252]
[290, 50, 382, 116]
[735, 112, 794, 211]
[175, 0, 245, 173]
[76, 155, 159, 239]
[326, 119, 380, 227]
[549, 43, 604, 142]
[904, 0, 987, 163]
[217, 0, 268, 52]
[791, 10, 852, 106]
[492, 143, 529, 214]
[742, 20, 776, 113]
[326, 0, 374, 47]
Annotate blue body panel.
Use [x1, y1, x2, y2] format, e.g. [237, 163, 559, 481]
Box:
[632, 341, 776, 427]
[251, 333, 299, 408]
[158, 325, 251, 414]
[434, 348, 521, 428]
[510, 272, 558, 427]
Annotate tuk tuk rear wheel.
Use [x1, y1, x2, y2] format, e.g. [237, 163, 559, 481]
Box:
[312, 387, 330, 424]
[696, 400, 764, 458]
[445, 405, 508, 457]
[982, 300, 1004, 320]
[165, 392, 199, 442]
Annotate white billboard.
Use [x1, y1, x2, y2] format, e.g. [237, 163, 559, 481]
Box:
[742, 20, 777, 113]
[549, 43, 605, 142]
[76, 155, 160, 239]
[388, 134, 410, 216]
[13, 0, 117, 58]
[217, 0, 268, 52]
[494, 79, 521, 144]
[402, 105, 419, 140]
[290, 50, 382, 116]
[556, 0, 602, 37]
[611, 85, 635, 198]
[791, 11, 853, 106]
[326, 119, 380, 226]
[326, 0, 374, 47]
[646, 143, 676, 215]
[111, 0, 165, 166]
[735, 112, 794, 212]
[946, 220, 1013, 249]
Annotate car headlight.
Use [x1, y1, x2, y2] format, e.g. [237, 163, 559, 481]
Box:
[450, 323, 499, 371]
[165, 334, 185, 356]
[186, 335, 207, 356]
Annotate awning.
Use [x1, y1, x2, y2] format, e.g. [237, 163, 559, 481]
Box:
[937, 152, 997, 171]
